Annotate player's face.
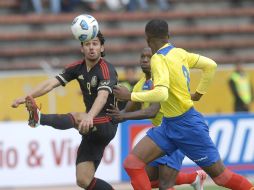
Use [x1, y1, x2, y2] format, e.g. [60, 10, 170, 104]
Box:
[81, 37, 104, 61]
[140, 48, 152, 74]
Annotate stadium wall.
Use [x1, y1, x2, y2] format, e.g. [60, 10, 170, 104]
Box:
[0, 113, 254, 187]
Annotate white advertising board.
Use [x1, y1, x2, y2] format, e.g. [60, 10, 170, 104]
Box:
[0, 122, 121, 187]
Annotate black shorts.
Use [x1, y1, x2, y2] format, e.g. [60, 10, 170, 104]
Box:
[76, 121, 118, 170]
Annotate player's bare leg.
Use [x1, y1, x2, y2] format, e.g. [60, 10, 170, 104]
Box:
[76, 161, 95, 188]
[146, 165, 159, 188]
[76, 161, 114, 190]
[124, 135, 166, 190]
[158, 165, 178, 188]
[202, 159, 253, 190]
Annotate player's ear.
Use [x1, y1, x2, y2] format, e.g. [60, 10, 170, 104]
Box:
[101, 45, 104, 54]
[80, 42, 84, 53]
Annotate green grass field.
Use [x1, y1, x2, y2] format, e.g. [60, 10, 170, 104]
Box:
[175, 185, 227, 190]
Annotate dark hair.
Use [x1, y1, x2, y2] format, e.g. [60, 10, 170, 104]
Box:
[145, 19, 169, 38]
[97, 31, 105, 46]
[81, 31, 105, 57]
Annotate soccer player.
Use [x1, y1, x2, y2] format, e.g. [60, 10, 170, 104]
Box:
[107, 47, 206, 190]
[113, 20, 254, 190]
[12, 31, 118, 190]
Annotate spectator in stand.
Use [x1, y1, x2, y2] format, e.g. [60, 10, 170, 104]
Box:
[228, 62, 253, 112]
[32, 0, 61, 14]
[61, 0, 79, 12]
[104, 0, 128, 11]
[230, 0, 242, 7]
[21, 0, 61, 14]
[127, 0, 169, 12]
[61, 0, 99, 13]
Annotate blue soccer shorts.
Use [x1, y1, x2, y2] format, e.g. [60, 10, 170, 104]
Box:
[147, 107, 220, 167]
[148, 149, 185, 171]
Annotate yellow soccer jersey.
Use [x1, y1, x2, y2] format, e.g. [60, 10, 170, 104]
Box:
[131, 43, 217, 117]
[150, 43, 200, 117]
[132, 76, 163, 126]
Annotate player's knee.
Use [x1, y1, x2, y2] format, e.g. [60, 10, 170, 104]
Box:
[69, 112, 79, 121]
[212, 168, 233, 186]
[159, 179, 174, 189]
[123, 154, 145, 170]
[76, 173, 94, 188]
[69, 112, 81, 127]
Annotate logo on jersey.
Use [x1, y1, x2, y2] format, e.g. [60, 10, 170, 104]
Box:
[142, 79, 153, 90]
[78, 75, 84, 80]
[99, 80, 110, 86]
[91, 76, 98, 87]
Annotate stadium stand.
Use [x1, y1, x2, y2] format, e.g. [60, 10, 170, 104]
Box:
[0, 0, 19, 8]
[0, 0, 254, 70]
[1, 25, 254, 40]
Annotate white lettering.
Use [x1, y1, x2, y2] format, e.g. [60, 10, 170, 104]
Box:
[209, 120, 234, 160]
[229, 119, 254, 163]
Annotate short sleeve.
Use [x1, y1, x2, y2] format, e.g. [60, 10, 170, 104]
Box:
[56, 66, 77, 86]
[97, 62, 118, 93]
[55, 61, 81, 86]
[151, 55, 169, 88]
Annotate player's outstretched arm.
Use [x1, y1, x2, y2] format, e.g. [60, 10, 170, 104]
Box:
[11, 78, 61, 108]
[131, 86, 168, 102]
[124, 101, 141, 113]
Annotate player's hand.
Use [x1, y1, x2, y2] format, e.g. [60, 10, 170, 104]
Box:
[11, 97, 26, 108]
[107, 104, 124, 122]
[191, 92, 203, 101]
[113, 85, 131, 101]
[78, 114, 94, 134]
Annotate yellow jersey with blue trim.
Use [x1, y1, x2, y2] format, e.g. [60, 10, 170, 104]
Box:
[151, 43, 200, 117]
[132, 76, 163, 126]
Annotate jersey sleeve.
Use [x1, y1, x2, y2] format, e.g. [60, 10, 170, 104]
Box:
[151, 54, 169, 88]
[131, 55, 169, 102]
[186, 52, 200, 68]
[97, 63, 118, 93]
[56, 64, 78, 86]
[192, 55, 217, 94]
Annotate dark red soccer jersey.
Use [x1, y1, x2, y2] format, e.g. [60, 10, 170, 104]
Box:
[56, 58, 118, 116]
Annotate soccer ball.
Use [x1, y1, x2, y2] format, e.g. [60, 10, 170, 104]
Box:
[71, 14, 99, 42]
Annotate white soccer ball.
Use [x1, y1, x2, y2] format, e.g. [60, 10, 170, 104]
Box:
[71, 14, 99, 42]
